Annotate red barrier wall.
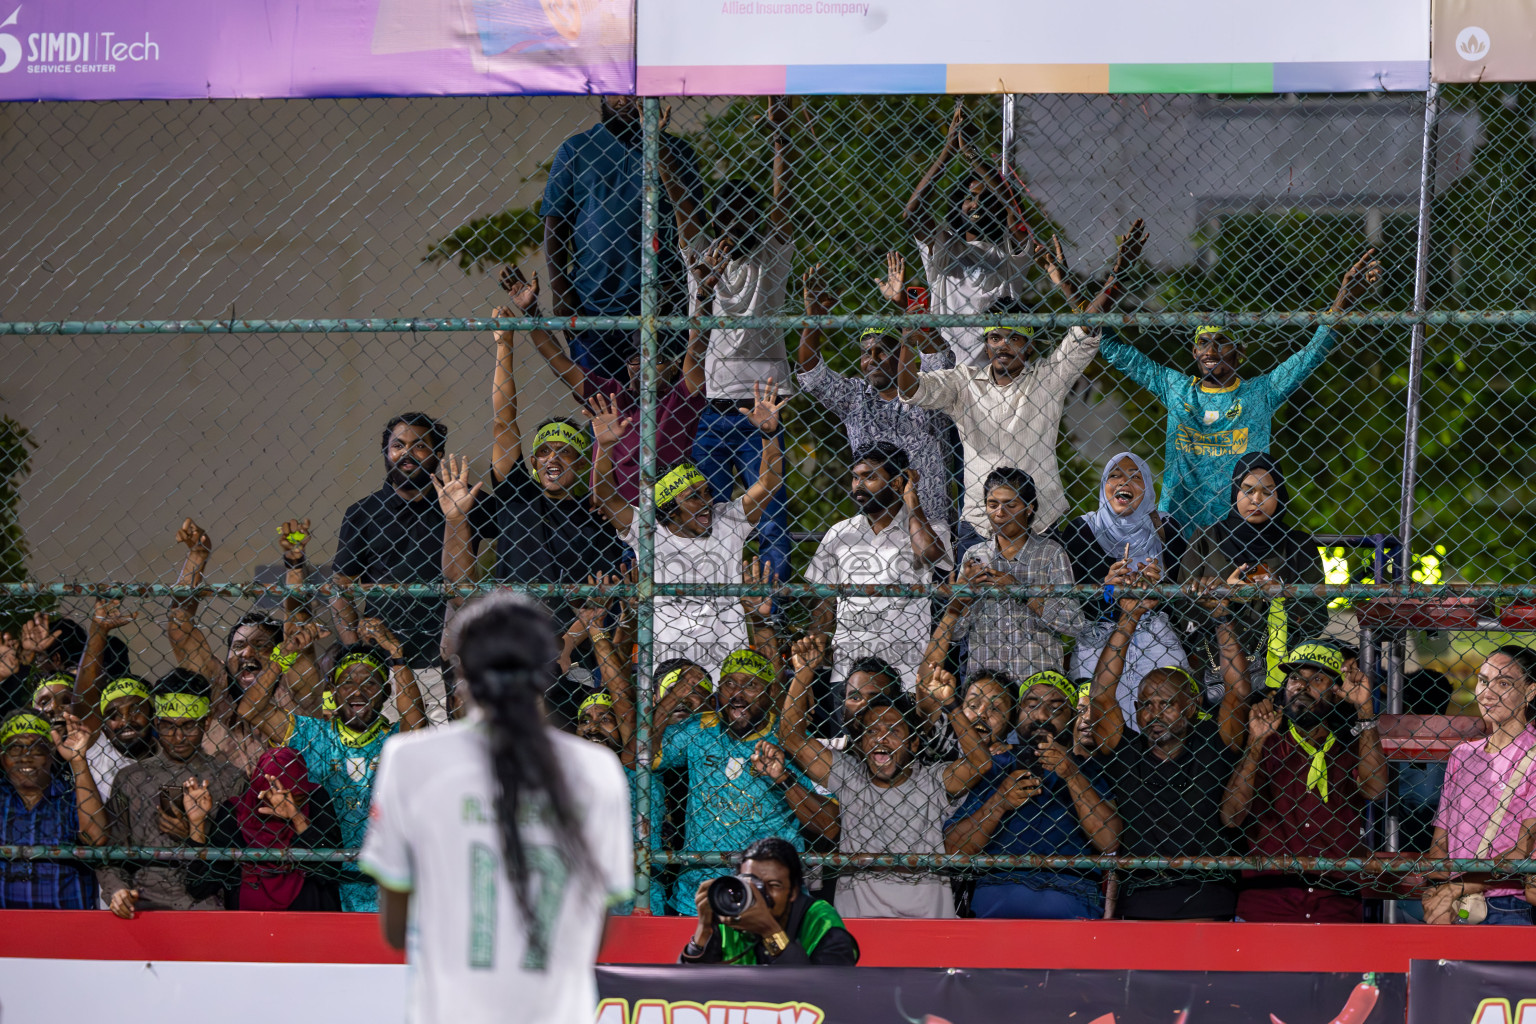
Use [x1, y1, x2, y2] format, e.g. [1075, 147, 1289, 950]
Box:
[5, 913, 1536, 971]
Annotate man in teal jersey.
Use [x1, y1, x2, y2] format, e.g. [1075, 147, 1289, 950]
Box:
[240, 620, 428, 911]
[1099, 251, 1381, 534]
[653, 647, 839, 915]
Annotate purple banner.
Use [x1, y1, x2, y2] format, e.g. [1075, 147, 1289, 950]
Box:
[0, 0, 634, 101]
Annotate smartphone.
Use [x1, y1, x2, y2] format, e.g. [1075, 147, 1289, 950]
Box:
[904, 285, 930, 312]
[158, 784, 185, 818]
[1242, 562, 1275, 585]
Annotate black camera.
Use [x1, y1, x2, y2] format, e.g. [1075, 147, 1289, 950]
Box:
[707, 874, 767, 918]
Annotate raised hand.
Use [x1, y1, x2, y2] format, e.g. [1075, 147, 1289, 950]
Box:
[919, 666, 959, 707]
[875, 251, 906, 304]
[790, 634, 827, 674]
[1249, 697, 1281, 746]
[280, 619, 332, 659]
[19, 611, 60, 665]
[259, 775, 303, 821]
[52, 712, 92, 763]
[739, 379, 787, 434]
[945, 97, 966, 146]
[1031, 233, 1071, 289]
[182, 777, 213, 825]
[1331, 247, 1383, 313]
[0, 632, 17, 681]
[357, 617, 403, 659]
[1109, 218, 1147, 279]
[498, 266, 540, 314]
[741, 557, 777, 619]
[688, 237, 732, 297]
[1337, 659, 1375, 714]
[584, 390, 633, 449]
[431, 453, 483, 523]
[802, 263, 837, 316]
[278, 518, 311, 564]
[901, 468, 922, 508]
[750, 739, 789, 784]
[93, 598, 137, 632]
[176, 517, 212, 557]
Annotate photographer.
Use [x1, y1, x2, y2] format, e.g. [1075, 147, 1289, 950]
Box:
[679, 837, 859, 966]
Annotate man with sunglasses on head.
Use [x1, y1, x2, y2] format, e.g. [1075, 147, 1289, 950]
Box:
[1099, 252, 1382, 534]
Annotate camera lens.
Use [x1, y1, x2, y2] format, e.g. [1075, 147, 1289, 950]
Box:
[707, 875, 752, 918]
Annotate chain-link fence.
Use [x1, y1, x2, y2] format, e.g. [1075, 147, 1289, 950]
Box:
[3, 86, 1536, 924]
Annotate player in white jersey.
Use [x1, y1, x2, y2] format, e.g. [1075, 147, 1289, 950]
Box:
[360, 592, 634, 1024]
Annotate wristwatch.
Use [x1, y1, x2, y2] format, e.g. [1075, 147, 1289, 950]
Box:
[761, 930, 791, 957]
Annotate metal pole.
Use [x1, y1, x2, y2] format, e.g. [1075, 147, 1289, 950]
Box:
[1397, 82, 1440, 605]
[1001, 93, 1016, 179]
[632, 96, 662, 915]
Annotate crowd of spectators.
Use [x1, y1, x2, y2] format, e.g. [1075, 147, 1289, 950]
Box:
[2, 96, 1531, 928]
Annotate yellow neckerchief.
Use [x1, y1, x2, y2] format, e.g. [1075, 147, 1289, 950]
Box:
[1288, 724, 1336, 803]
[1265, 596, 1288, 690]
[334, 714, 388, 749]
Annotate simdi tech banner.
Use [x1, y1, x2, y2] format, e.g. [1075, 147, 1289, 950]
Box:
[595, 966, 1406, 1024]
[0, 0, 634, 101]
[1407, 959, 1536, 1024]
[636, 0, 1430, 95]
[1432, 0, 1536, 82]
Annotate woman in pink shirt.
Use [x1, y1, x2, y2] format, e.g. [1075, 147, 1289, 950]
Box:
[1422, 646, 1536, 925]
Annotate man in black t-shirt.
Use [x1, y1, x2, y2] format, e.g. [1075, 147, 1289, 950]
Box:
[439, 309, 623, 638]
[334, 412, 470, 721]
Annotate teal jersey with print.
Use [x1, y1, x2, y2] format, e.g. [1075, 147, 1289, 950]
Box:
[654, 711, 831, 915]
[1100, 326, 1337, 534]
[288, 714, 400, 912]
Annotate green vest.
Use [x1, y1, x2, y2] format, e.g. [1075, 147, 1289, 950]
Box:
[718, 898, 845, 965]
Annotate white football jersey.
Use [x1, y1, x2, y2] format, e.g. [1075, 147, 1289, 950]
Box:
[361, 720, 634, 1024]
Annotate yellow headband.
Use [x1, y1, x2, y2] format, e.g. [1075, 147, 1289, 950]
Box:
[579, 692, 615, 717]
[1152, 665, 1213, 722]
[721, 649, 775, 685]
[0, 714, 52, 748]
[322, 690, 336, 712]
[1194, 325, 1238, 344]
[1020, 670, 1078, 703]
[100, 678, 152, 714]
[154, 694, 210, 721]
[31, 675, 74, 707]
[333, 652, 388, 684]
[858, 327, 900, 343]
[532, 421, 591, 457]
[655, 464, 707, 507]
[984, 324, 1035, 337]
[658, 666, 712, 699]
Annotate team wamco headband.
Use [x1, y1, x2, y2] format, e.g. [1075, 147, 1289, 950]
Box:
[655, 464, 707, 506]
[332, 652, 388, 684]
[532, 421, 591, 456]
[99, 678, 152, 713]
[1020, 670, 1078, 703]
[721, 649, 775, 684]
[1194, 325, 1238, 343]
[0, 714, 51, 748]
[154, 694, 211, 721]
[31, 675, 73, 706]
[858, 327, 900, 342]
[983, 323, 1035, 337]
[579, 692, 615, 717]
[658, 666, 712, 698]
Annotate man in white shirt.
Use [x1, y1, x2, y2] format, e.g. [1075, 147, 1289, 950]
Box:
[685, 98, 796, 582]
[807, 444, 951, 690]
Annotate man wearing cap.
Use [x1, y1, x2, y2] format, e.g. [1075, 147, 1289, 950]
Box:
[1099, 252, 1382, 533]
[1082, 596, 1254, 919]
[807, 444, 951, 691]
[334, 414, 466, 719]
[241, 629, 426, 913]
[0, 710, 108, 908]
[944, 670, 1120, 918]
[594, 383, 786, 678]
[440, 319, 622, 638]
[101, 679, 246, 918]
[1220, 641, 1388, 922]
[796, 266, 953, 529]
[654, 646, 839, 915]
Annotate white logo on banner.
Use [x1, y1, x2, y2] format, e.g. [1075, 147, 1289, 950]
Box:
[1456, 26, 1490, 61]
[0, 8, 22, 74]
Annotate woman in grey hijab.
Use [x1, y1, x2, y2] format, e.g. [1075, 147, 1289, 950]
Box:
[1057, 452, 1189, 726]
